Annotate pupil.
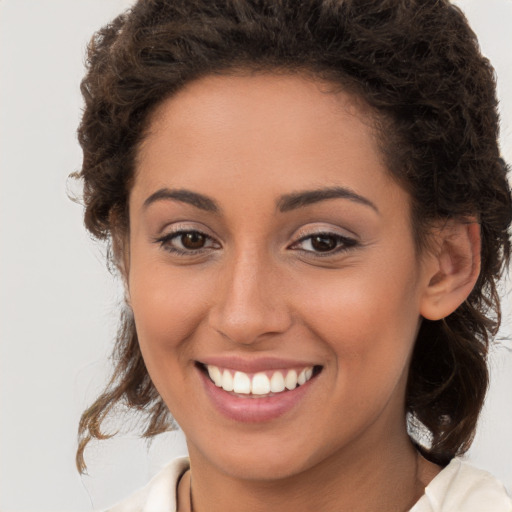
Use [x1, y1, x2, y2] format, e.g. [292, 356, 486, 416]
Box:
[311, 235, 336, 252]
[182, 232, 205, 249]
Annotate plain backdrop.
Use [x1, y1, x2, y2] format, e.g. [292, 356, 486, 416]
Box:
[0, 0, 511, 510]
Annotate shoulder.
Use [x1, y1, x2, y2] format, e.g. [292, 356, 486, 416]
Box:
[106, 457, 190, 512]
[411, 458, 512, 512]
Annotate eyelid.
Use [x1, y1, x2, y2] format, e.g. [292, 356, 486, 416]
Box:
[153, 222, 359, 256]
[156, 220, 213, 236]
[288, 225, 360, 256]
[153, 222, 222, 255]
[291, 223, 359, 242]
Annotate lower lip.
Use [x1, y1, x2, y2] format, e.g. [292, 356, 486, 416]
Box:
[198, 367, 316, 423]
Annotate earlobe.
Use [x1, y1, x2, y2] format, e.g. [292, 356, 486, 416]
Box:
[420, 220, 481, 321]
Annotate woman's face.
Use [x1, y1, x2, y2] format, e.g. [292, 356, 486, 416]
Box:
[127, 74, 435, 480]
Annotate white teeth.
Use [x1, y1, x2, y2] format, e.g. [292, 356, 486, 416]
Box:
[270, 371, 285, 393]
[221, 369, 234, 391]
[233, 371, 251, 394]
[207, 365, 223, 387]
[285, 369, 298, 390]
[251, 372, 271, 395]
[206, 365, 316, 395]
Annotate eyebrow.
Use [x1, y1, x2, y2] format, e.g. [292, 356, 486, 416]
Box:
[277, 186, 379, 213]
[143, 185, 378, 215]
[143, 188, 220, 213]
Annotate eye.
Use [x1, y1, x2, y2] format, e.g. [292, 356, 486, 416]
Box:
[179, 232, 208, 250]
[155, 229, 220, 255]
[290, 232, 358, 255]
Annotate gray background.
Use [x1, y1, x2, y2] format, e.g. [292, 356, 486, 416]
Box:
[1, 0, 511, 510]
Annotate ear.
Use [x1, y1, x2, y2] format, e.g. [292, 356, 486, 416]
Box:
[420, 220, 481, 321]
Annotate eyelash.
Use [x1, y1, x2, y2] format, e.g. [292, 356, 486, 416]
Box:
[154, 229, 359, 257]
[154, 229, 219, 256]
[290, 232, 359, 257]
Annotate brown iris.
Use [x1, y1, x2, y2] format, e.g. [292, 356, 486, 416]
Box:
[311, 235, 337, 252]
[181, 232, 206, 250]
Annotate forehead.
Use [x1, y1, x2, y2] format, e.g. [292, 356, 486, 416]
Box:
[132, 73, 405, 217]
[141, 72, 375, 155]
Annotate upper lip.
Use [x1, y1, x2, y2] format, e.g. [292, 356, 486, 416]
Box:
[198, 356, 320, 374]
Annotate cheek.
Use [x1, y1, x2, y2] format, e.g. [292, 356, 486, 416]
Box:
[293, 266, 422, 428]
[127, 263, 213, 415]
[294, 254, 422, 365]
[128, 258, 211, 362]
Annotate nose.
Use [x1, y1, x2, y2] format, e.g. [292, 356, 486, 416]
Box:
[208, 248, 293, 345]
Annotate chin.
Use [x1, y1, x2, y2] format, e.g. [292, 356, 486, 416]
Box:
[187, 426, 340, 483]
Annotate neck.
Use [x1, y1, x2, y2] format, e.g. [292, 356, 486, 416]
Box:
[182, 428, 439, 512]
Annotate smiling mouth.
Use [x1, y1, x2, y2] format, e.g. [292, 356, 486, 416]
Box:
[197, 363, 323, 398]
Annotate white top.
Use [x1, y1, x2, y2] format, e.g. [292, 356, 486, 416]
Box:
[107, 457, 512, 512]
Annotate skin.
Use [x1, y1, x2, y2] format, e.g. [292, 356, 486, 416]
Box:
[125, 74, 479, 511]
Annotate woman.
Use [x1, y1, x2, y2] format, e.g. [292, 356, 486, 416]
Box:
[75, 0, 512, 510]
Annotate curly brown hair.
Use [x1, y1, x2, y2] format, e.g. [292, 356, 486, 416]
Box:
[75, 0, 511, 472]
